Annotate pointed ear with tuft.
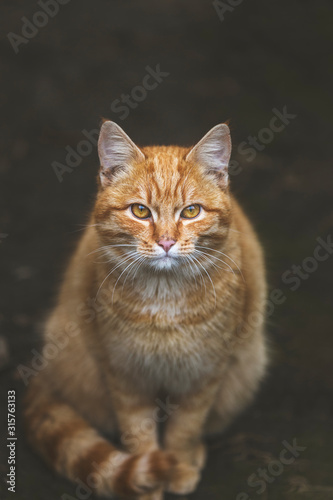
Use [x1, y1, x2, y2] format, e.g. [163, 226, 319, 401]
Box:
[185, 123, 232, 189]
[98, 121, 145, 187]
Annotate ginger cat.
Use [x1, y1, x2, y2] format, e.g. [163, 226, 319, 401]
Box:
[24, 121, 267, 499]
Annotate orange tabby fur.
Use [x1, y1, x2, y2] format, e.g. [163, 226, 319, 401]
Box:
[24, 121, 267, 499]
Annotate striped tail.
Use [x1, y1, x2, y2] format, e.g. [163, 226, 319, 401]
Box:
[23, 380, 177, 498]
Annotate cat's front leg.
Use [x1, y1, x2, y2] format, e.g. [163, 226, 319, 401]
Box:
[107, 375, 160, 455]
[104, 375, 180, 498]
[163, 378, 219, 494]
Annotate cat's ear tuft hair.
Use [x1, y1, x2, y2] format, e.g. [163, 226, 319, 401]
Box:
[98, 121, 145, 187]
[186, 124, 231, 189]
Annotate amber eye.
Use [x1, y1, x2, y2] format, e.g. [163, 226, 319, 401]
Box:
[131, 204, 151, 219]
[180, 204, 201, 219]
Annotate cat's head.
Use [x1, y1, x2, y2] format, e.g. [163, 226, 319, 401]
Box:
[94, 121, 232, 273]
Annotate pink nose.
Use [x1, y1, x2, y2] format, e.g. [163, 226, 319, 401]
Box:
[158, 238, 176, 253]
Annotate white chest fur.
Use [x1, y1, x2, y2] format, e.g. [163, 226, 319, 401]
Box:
[104, 274, 222, 394]
[108, 328, 218, 394]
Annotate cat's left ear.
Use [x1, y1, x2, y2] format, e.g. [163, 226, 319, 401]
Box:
[186, 124, 231, 189]
[98, 121, 145, 187]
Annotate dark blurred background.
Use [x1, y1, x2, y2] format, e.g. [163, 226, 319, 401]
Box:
[1, 1, 333, 499]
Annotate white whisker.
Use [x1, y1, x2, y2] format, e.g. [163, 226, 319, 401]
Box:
[194, 250, 230, 276]
[187, 253, 206, 294]
[183, 255, 200, 290]
[194, 249, 234, 275]
[70, 223, 104, 233]
[191, 254, 217, 308]
[196, 245, 244, 282]
[130, 256, 146, 284]
[122, 256, 145, 289]
[95, 251, 137, 300]
[87, 244, 137, 258]
[112, 256, 142, 304]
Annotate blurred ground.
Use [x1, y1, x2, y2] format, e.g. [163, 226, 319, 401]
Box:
[0, 1, 333, 499]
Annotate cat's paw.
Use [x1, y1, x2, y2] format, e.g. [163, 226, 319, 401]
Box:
[169, 442, 207, 469]
[114, 450, 176, 497]
[189, 441, 207, 469]
[140, 488, 164, 500]
[166, 462, 201, 495]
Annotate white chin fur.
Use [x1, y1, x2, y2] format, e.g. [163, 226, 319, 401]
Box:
[150, 256, 176, 270]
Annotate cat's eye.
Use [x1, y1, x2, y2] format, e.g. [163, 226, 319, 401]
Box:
[180, 204, 201, 219]
[131, 203, 152, 219]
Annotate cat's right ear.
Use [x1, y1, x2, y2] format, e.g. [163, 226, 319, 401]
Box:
[186, 123, 231, 189]
[98, 121, 145, 187]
